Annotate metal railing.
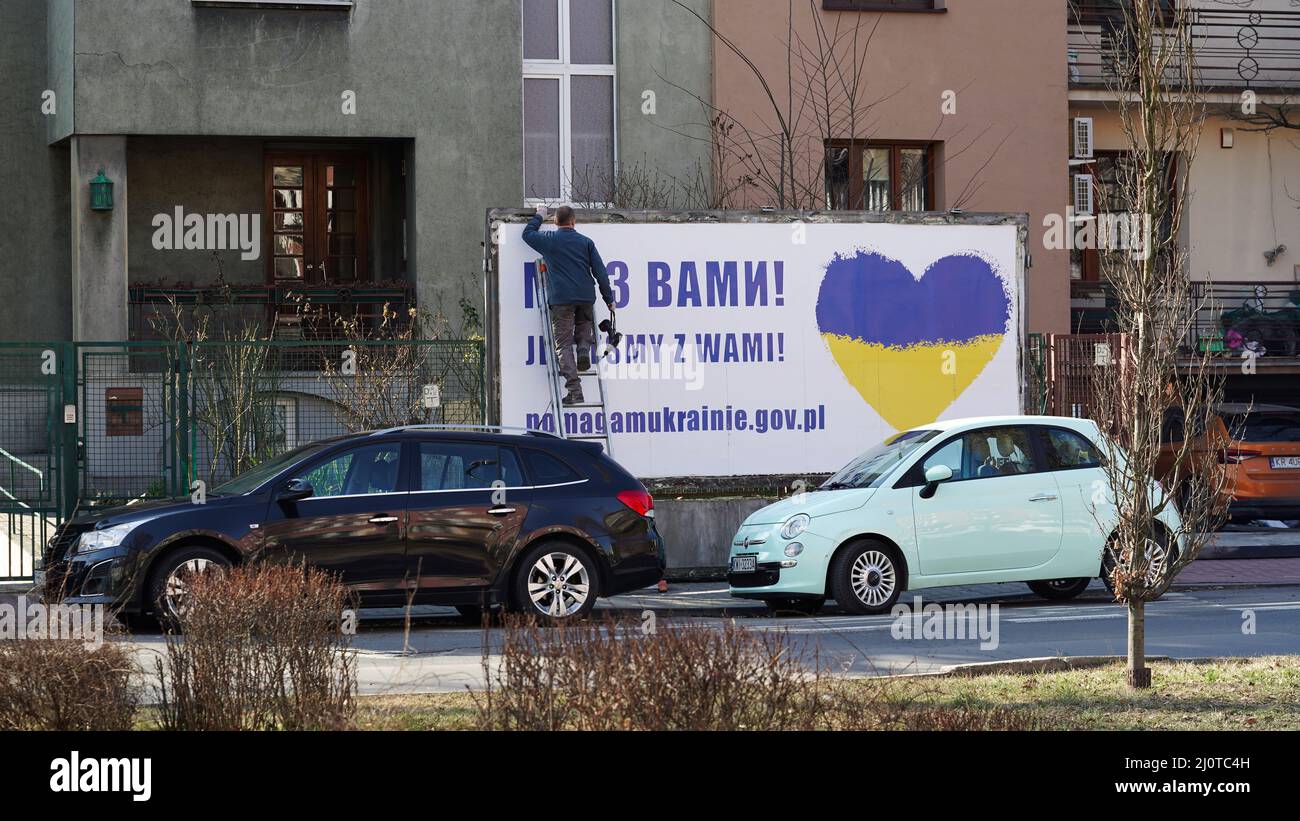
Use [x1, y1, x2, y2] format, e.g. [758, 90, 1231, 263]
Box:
[1070, 279, 1300, 358]
[129, 283, 418, 351]
[1068, 2, 1300, 92]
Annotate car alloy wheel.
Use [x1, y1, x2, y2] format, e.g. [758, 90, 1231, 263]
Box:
[850, 549, 897, 607]
[1102, 533, 1173, 595]
[162, 557, 217, 620]
[525, 551, 591, 617]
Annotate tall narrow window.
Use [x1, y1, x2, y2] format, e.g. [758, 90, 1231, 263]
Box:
[522, 0, 616, 204]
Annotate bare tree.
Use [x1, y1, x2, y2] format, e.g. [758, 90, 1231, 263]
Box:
[1085, 0, 1231, 689]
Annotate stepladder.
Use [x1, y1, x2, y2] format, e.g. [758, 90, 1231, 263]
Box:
[534, 260, 615, 455]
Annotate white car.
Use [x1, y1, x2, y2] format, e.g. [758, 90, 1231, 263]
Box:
[727, 415, 1182, 615]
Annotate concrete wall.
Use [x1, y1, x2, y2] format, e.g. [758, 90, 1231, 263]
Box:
[655, 497, 772, 576]
[0, 0, 72, 342]
[711, 0, 1071, 335]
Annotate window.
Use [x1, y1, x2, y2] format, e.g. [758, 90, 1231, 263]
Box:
[824, 141, 935, 211]
[419, 443, 525, 491]
[920, 427, 1039, 482]
[823, 0, 940, 10]
[522, 0, 616, 203]
[295, 444, 401, 498]
[1042, 428, 1103, 470]
[105, 388, 143, 437]
[523, 449, 583, 484]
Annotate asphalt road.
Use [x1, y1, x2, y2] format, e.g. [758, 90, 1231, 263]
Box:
[115, 580, 1300, 694]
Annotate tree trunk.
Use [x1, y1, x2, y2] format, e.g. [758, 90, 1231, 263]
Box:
[1127, 598, 1151, 688]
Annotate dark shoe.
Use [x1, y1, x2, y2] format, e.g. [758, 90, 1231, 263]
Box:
[562, 392, 585, 406]
[577, 350, 591, 372]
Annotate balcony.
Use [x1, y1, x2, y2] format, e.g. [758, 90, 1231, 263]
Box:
[1068, 2, 1300, 93]
[1070, 278, 1300, 367]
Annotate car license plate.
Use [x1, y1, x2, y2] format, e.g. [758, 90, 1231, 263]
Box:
[1270, 456, 1300, 469]
[730, 556, 757, 573]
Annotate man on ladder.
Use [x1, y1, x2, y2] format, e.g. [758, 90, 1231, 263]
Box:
[524, 205, 615, 406]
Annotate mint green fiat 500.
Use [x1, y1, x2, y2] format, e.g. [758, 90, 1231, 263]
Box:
[727, 415, 1183, 615]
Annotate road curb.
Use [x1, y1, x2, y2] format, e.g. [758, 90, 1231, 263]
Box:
[883, 655, 1174, 680]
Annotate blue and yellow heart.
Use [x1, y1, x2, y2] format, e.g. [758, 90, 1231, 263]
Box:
[816, 251, 1011, 431]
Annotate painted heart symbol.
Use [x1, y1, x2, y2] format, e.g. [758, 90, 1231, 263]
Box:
[816, 251, 1011, 431]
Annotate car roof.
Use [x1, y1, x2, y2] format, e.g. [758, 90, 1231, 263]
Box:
[907, 415, 1099, 435]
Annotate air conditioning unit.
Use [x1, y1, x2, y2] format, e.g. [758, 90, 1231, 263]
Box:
[1073, 173, 1095, 216]
[1072, 117, 1095, 159]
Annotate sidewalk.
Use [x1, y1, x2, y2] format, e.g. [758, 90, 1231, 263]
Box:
[1175, 557, 1300, 586]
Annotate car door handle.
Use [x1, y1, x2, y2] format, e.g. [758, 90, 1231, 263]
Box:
[488, 507, 517, 515]
[368, 516, 399, 523]
[1028, 493, 1058, 502]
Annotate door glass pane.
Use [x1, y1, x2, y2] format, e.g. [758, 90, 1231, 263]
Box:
[274, 211, 303, 230]
[523, 0, 560, 60]
[274, 257, 303, 279]
[569, 0, 613, 64]
[965, 427, 1037, 478]
[899, 148, 929, 211]
[274, 189, 303, 209]
[274, 234, 304, 256]
[570, 74, 614, 199]
[863, 147, 892, 211]
[923, 439, 965, 479]
[419, 442, 505, 491]
[328, 212, 356, 234]
[273, 166, 303, 187]
[295, 444, 401, 498]
[524, 77, 561, 199]
[328, 189, 356, 210]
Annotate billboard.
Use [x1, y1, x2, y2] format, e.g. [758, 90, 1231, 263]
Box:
[488, 212, 1026, 478]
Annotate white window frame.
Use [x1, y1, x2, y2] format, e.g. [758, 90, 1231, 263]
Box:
[522, 0, 618, 206]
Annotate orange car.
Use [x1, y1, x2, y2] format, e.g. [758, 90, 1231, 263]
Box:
[1158, 403, 1300, 522]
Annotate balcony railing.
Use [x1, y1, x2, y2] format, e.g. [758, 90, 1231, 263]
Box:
[1070, 279, 1300, 361]
[130, 283, 418, 370]
[1068, 2, 1300, 93]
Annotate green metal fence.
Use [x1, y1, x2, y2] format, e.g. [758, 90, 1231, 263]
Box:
[0, 339, 485, 580]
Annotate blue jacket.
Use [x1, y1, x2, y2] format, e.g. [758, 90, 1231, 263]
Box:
[522, 214, 614, 306]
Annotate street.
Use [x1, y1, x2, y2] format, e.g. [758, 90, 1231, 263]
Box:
[110, 571, 1300, 694]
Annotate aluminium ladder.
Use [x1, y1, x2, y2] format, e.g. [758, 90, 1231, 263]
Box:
[535, 259, 615, 455]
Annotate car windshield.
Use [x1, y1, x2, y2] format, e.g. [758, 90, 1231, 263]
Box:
[211, 441, 335, 495]
[821, 429, 940, 490]
[1223, 411, 1300, 443]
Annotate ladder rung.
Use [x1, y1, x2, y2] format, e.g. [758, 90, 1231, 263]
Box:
[563, 403, 604, 409]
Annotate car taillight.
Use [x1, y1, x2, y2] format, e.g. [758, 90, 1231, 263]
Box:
[1218, 449, 1263, 465]
[617, 489, 654, 517]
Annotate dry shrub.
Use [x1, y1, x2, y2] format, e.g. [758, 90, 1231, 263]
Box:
[0, 636, 137, 730]
[154, 562, 357, 730]
[476, 615, 1036, 731]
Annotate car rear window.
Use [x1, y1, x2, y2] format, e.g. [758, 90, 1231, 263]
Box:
[1223, 412, 1300, 443]
[524, 449, 583, 485]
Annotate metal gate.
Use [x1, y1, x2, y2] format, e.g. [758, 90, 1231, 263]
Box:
[0, 342, 188, 581]
[0, 344, 70, 581]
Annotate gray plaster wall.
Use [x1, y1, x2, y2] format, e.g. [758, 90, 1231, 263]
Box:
[0, 0, 73, 342]
[616, 0, 714, 201]
[64, 0, 524, 314]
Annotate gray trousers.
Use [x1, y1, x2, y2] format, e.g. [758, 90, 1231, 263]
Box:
[550, 303, 595, 396]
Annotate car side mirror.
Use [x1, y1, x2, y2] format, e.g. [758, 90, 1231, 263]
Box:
[919, 464, 953, 499]
[277, 478, 314, 503]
